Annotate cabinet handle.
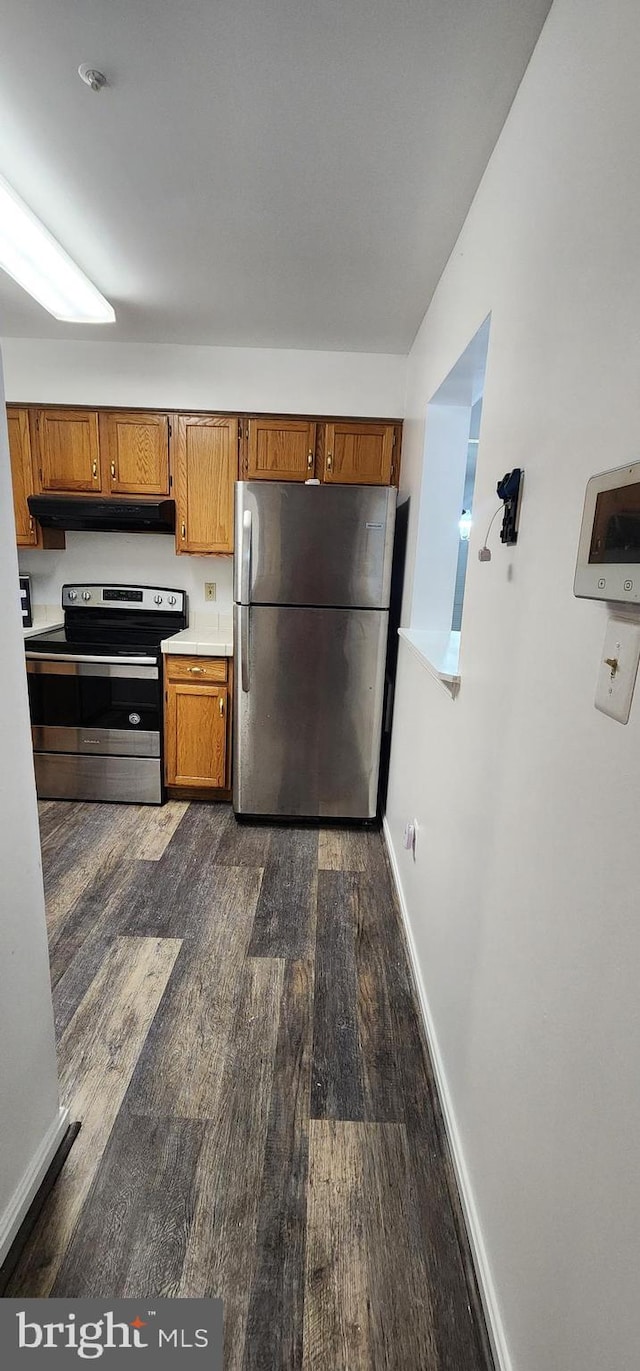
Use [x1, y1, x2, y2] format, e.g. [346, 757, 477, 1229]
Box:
[219, 696, 224, 716]
[110, 460, 116, 479]
[188, 665, 204, 674]
[181, 522, 186, 539]
[307, 450, 314, 469]
[92, 460, 98, 479]
[29, 515, 34, 532]
[326, 452, 333, 472]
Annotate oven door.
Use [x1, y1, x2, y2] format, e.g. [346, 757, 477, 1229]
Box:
[26, 655, 161, 758]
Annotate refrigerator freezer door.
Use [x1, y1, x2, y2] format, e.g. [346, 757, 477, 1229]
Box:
[234, 482, 396, 609]
[233, 604, 388, 818]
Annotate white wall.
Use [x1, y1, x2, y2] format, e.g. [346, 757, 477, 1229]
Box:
[5, 337, 406, 611]
[0, 338, 406, 415]
[386, 2, 640, 1369]
[0, 351, 67, 1262]
[18, 534, 234, 618]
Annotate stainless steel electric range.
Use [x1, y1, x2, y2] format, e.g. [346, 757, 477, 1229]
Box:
[25, 583, 187, 804]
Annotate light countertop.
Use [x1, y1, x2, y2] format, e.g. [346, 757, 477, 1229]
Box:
[24, 606, 64, 639]
[24, 606, 234, 657]
[160, 612, 233, 658]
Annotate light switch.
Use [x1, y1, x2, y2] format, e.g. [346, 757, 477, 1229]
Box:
[595, 615, 640, 723]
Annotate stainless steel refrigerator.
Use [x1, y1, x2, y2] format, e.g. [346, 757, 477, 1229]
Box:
[233, 481, 397, 819]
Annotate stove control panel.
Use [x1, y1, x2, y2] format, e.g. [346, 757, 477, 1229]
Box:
[62, 584, 187, 613]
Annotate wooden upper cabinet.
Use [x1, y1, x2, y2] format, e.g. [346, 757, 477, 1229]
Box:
[173, 414, 238, 554]
[321, 421, 395, 485]
[37, 409, 101, 493]
[99, 411, 170, 495]
[246, 416, 316, 481]
[7, 408, 38, 546]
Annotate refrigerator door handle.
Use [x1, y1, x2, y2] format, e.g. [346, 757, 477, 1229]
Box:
[240, 509, 252, 604]
[240, 604, 250, 693]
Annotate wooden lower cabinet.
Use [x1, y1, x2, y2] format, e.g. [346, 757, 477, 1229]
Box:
[165, 656, 230, 791]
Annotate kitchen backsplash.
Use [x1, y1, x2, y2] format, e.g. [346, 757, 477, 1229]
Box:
[18, 532, 233, 616]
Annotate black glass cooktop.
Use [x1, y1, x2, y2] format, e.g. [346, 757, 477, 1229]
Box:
[25, 626, 165, 658]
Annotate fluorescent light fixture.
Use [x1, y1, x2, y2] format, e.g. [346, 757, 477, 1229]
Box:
[0, 174, 115, 323]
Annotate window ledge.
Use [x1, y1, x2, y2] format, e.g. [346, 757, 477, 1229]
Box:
[398, 628, 461, 698]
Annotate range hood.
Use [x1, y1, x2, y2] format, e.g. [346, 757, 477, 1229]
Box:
[28, 495, 176, 534]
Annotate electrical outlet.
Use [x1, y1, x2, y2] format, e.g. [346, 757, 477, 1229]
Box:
[204, 582, 217, 602]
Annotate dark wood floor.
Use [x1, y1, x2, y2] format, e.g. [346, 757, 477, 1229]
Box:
[6, 799, 492, 1371]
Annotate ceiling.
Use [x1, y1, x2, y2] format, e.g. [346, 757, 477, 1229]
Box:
[0, 0, 552, 353]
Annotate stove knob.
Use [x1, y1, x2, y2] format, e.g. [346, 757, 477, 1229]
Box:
[67, 590, 77, 601]
[154, 594, 163, 605]
[82, 590, 92, 602]
[167, 594, 177, 606]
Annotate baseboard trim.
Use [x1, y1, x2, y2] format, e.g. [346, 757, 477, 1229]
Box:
[382, 816, 512, 1371]
[0, 1106, 70, 1267]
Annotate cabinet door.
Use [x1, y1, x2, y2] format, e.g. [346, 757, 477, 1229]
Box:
[100, 411, 170, 494]
[246, 417, 316, 481]
[37, 409, 102, 492]
[166, 680, 227, 788]
[321, 421, 395, 485]
[7, 408, 38, 546]
[173, 415, 238, 554]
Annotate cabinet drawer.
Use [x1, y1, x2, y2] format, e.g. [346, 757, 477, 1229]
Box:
[165, 655, 228, 683]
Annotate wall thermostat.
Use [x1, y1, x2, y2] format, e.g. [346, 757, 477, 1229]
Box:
[574, 460, 640, 603]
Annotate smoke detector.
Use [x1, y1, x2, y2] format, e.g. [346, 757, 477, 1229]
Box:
[78, 65, 107, 92]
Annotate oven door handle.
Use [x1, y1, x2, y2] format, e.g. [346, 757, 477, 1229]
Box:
[26, 656, 158, 681]
[25, 652, 157, 666]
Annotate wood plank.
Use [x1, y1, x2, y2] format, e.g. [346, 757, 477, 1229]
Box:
[354, 869, 406, 1123]
[391, 972, 491, 1371]
[52, 1114, 206, 1297]
[116, 800, 189, 861]
[179, 957, 285, 1371]
[159, 797, 233, 862]
[50, 856, 153, 1036]
[215, 817, 276, 867]
[354, 834, 491, 1369]
[41, 800, 186, 959]
[118, 803, 235, 939]
[243, 960, 313, 1371]
[248, 827, 318, 959]
[318, 827, 368, 872]
[38, 799, 93, 855]
[42, 804, 149, 945]
[6, 935, 181, 1297]
[44, 830, 123, 945]
[311, 871, 364, 1121]
[303, 1120, 437, 1371]
[126, 866, 262, 1118]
